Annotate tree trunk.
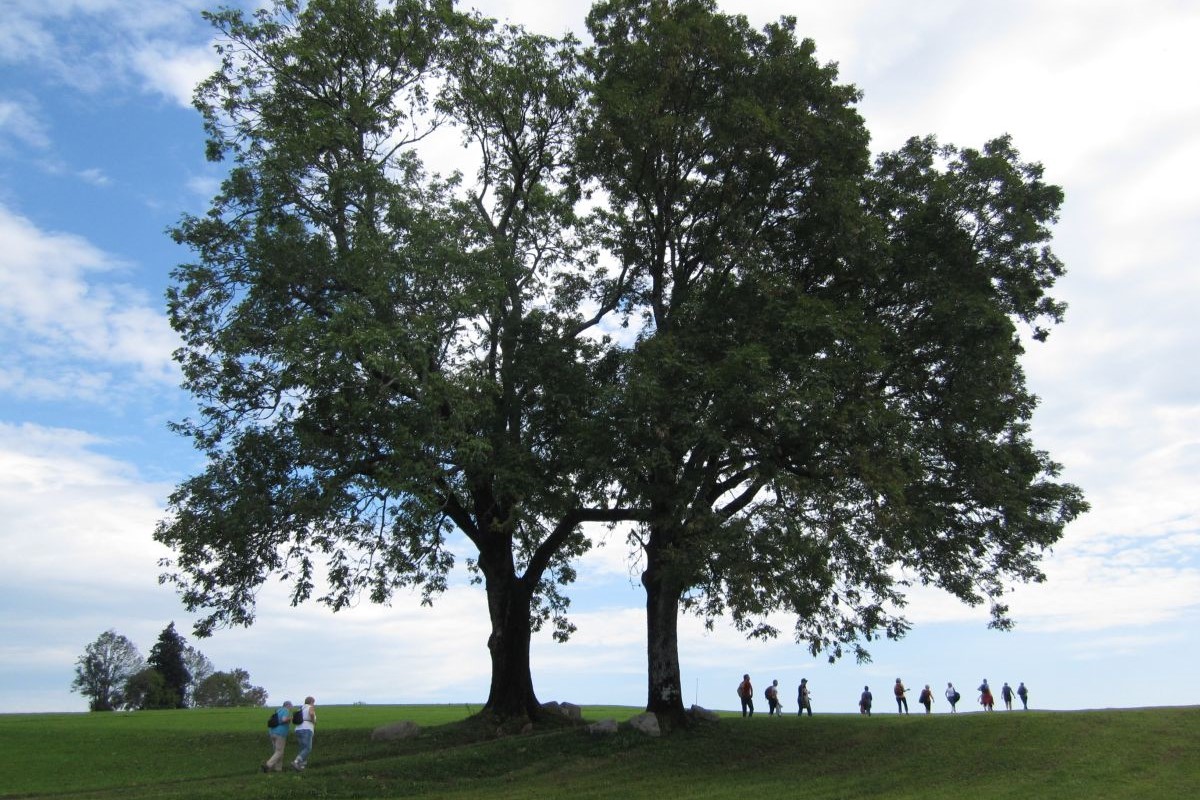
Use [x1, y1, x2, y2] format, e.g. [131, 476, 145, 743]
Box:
[479, 554, 542, 724]
[642, 540, 690, 730]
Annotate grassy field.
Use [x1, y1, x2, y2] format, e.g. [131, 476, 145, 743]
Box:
[1, 704, 1196, 799]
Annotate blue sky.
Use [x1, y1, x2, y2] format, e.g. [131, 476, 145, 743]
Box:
[2, 0, 1198, 715]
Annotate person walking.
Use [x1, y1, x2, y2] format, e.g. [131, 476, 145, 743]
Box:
[946, 682, 961, 713]
[261, 700, 293, 773]
[859, 685, 873, 715]
[292, 696, 317, 771]
[1001, 682, 1015, 711]
[894, 678, 909, 714]
[797, 678, 813, 717]
[766, 679, 782, 716]
[737, 674, 754, 717]
[978, 680, 994, 711]
[1017, 682, 1029, 710]
[918, 684, 934, 714]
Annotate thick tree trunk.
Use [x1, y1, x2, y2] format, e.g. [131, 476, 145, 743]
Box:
[479, 554, 542, 723]
[642, 542, 690, 730]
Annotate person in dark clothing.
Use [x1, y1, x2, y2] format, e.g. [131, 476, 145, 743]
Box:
[859, 686, 873, 715]
[737, 674, 754, 717]
[894, 679, 909, 714]
[918, 684, 933, 714]
[797, 678, 812, 717]
[1017, 682, 1029, 710]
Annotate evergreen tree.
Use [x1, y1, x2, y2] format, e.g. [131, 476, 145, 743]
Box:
[146, 622, 191, 708]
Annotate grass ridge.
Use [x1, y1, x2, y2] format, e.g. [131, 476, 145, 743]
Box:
[2, 705, 1196, 799]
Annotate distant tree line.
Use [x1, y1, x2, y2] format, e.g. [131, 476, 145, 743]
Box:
[70, 624, 267, 711]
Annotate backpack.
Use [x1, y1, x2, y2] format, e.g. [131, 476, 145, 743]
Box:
[267, 711, 280, 728]
[952, 691, 961, 703]
[293, 708, 305, 725]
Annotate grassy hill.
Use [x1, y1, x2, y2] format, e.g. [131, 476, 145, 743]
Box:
[1, 704, 1196, 799]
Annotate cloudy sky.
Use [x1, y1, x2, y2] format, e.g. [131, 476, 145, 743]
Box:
[2, 0, 1197, 715]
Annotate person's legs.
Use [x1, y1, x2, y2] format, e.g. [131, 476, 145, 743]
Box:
[293, 729, 313, 769]
[264, 733, 286, 771]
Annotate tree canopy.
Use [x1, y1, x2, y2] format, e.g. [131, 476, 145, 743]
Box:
[579, 0, 1085, 722]
[193, 668, 269, 707]
[157, 0, 637, 721]
[157, 0, 1085, 727]
[71, 630, 145, 712]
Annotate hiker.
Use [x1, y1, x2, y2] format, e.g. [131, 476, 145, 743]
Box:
[946, 682, 961, 713]
[1001, 682, 1015, 711]
[978, 680, 994, 711]
[292, 696, 317, 771]
[1017, 682, 1029, 710]
[859, 686, 873, 715]
[737, 674, 754, 717]
[262, 700, 293, 773]
[894, 678, 909, 714]
[918, 684, 933, 714]
[766, 679, 783, 716]
[797, 678, 812, 717]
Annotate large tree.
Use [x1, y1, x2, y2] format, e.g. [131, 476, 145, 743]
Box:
[182, 644, 215, 707]
[193, 668, 269, 707]
[147, 622, 191, 709]
[71, 630, 144, 712]
[156, 0, 635, 723]
[581, 0, 1086, 725]
[123, 667, 181, 710]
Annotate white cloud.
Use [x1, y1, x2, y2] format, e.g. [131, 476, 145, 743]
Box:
[0, 0, 217, 106]
[0, 98, 50, 150]
[0, 204, 180, 398]
[130, 41, 218, 108]
[76, 167, 111, 187]
[0, 422, 173, 591]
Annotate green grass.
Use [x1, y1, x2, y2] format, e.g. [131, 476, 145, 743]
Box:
[1, 705, 1196, 799]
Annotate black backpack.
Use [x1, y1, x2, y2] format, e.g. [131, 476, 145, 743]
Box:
[293, 708, 304, 725]
[267, 711, 280, 728]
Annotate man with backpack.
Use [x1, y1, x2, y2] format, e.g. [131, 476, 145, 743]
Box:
[765, 679, 782, 715]
[737, 674, 754, 717]
[292, 696, 317, 771]
[894, 678, 909, 714]
[261, 700, 293, 773]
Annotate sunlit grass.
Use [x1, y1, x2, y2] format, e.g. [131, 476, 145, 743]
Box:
[1, 705, 1196, 799]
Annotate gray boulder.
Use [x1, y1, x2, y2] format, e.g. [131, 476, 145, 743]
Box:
[586, 718, 619, 735]
[689, 705, 720, 722]
[628, 712, 661, 737]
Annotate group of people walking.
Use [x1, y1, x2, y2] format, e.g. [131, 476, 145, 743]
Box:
[737, 674, 813, 717]
[970, 679, 1028, 712]
[262, 696, 318, 773]
[859, 679, 1029, 714]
